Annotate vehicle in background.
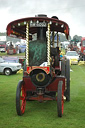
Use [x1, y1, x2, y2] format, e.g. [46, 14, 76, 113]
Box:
[15, 41, 26, 53]
[18, 44, 26, 53]
[68, 40, 79, 53]
[0, 57, 21, 75]
[61, 41, 70, 49]
[6, 41, 17, 54]
[0, 41, 6, 52]
[65, 51, 79, 64]
[64, 43, 69, 49]
[2, 56, 19, 63]
[80, 37, 85, 61]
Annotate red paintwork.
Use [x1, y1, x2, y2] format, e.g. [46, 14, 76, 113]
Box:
[7, 48, 17, 54]
[23, 75, 65, 105]
[23, 76, 65, 92]
[46, 77, 65, 91]
[23, 76, 36, 91]
[20, 84, 26, 114]
[27, 66, 50, 74]
[29, 95, 55, 101]
[81, 37, 85, 55]
[6, 17, 69, 40]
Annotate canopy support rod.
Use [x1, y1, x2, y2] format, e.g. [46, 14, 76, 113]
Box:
[57, 32, 59, 47]
[47, 23, 50, 66]
[26, 22, 29, 66]
[52, 31, 55, 48]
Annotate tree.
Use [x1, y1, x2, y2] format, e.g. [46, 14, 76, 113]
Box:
[73, 35, 82, 42]
[59, 33, 71, 42]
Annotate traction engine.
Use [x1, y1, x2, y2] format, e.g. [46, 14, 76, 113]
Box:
[7, 14, 70, 117]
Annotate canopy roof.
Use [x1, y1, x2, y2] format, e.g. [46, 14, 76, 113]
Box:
[6, 15, 69, 40]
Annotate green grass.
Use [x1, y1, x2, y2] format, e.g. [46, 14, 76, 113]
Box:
[0, 65, 85, 128]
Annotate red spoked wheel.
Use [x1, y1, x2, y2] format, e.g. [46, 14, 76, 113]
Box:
[16, 80, 26, 116]
[57, 81, 64, 117]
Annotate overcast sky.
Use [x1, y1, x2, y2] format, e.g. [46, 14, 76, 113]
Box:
[0, 0, 85, 38]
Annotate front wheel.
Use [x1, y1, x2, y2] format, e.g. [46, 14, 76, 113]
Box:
[16, 80, 26, 116]
[57, 81, 64, 117]
[4, 68, 12, 75]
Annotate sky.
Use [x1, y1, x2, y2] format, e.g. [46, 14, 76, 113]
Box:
[0, 0, 85, 38]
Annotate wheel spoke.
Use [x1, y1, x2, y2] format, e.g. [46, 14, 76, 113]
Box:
[20, 96, 25, 100]
[20, 86, 26, 113]
[21, 100, 26, 113]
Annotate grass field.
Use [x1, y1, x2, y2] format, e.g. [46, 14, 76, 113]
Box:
[0, 65, 85, 128]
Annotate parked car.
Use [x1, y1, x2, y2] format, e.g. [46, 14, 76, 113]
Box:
[0, 41, 6, 53]
[0, 57, 22, 75]
[65, 51, 79, 64]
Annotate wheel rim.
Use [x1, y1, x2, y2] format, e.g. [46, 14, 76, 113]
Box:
[20, 85, 26, 114]
[5, 69, 11, 75]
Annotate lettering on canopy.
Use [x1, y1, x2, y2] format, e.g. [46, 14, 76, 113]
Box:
[30, 21, 47, 27]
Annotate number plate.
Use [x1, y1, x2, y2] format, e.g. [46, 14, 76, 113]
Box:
[30, 21, 46, 27]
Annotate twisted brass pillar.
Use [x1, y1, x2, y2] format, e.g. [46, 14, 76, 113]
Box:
[47, 23, 50, 66]
[26, 22, 29, 66]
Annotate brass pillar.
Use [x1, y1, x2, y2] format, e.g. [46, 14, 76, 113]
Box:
[26, 22, 29, 66]
[47, 23, 50, 66]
